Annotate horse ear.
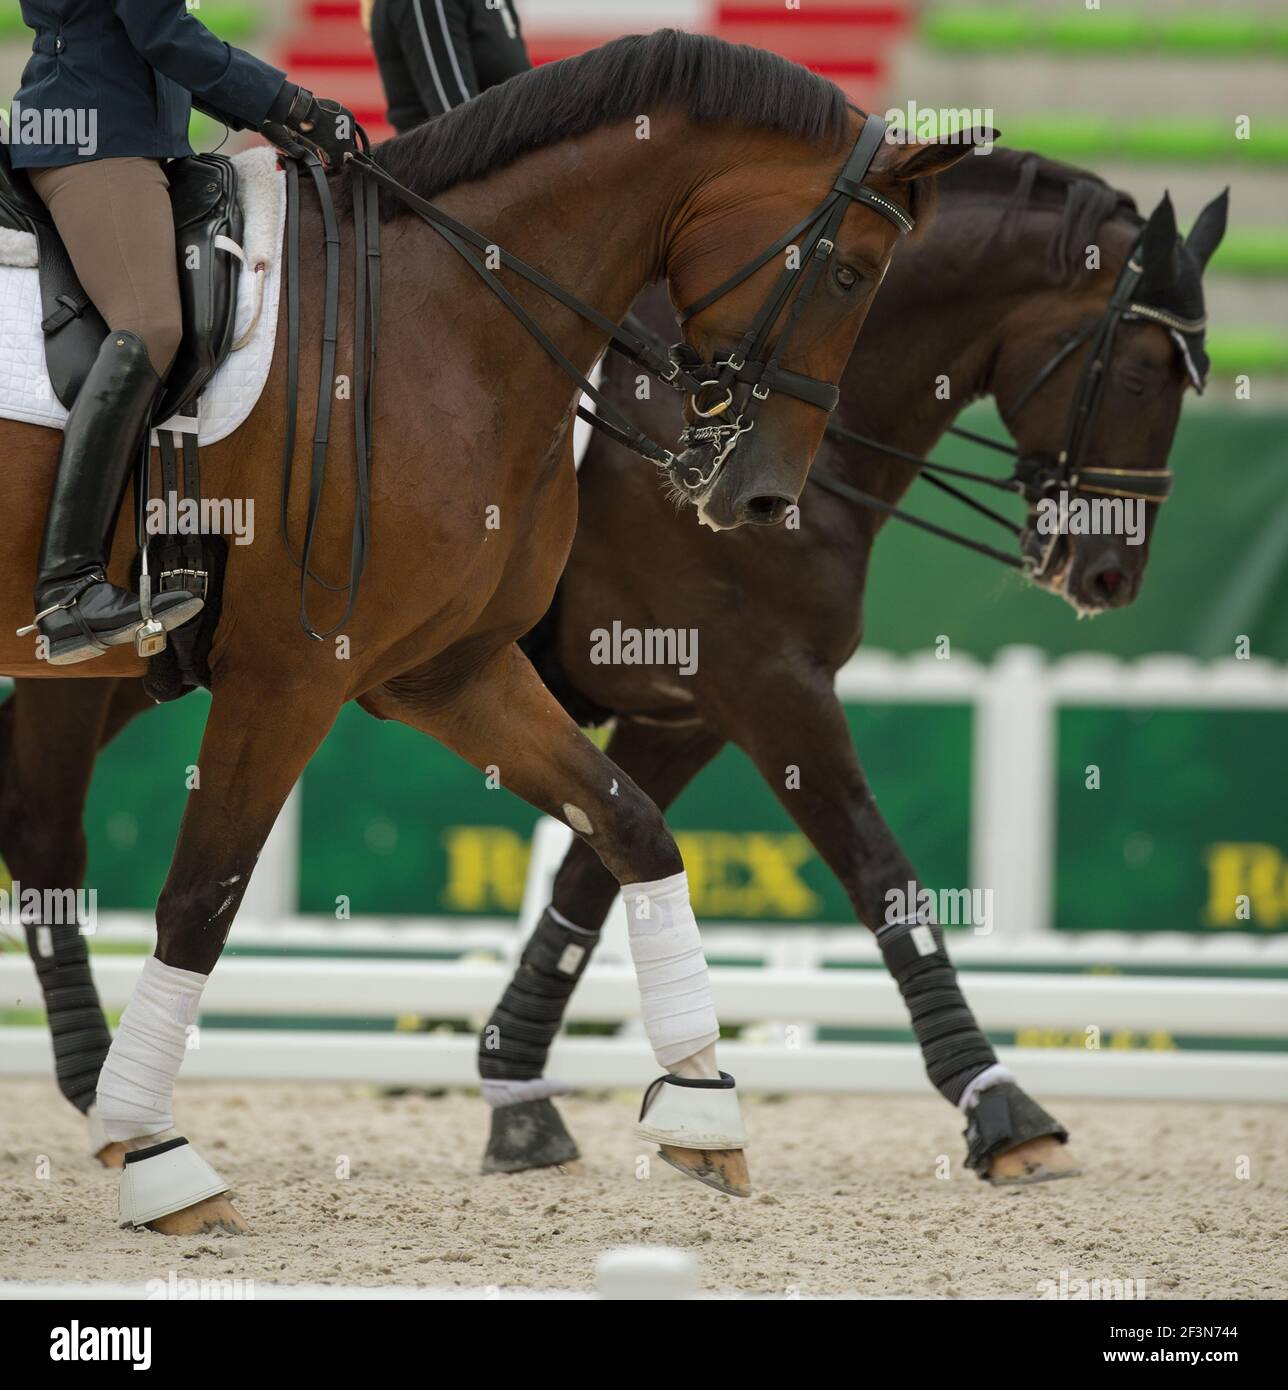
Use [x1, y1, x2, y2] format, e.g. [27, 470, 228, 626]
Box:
[1185, 189, 1229, 272]
[1139, 192, 1180, 294]
[879, 127, 1000, 182]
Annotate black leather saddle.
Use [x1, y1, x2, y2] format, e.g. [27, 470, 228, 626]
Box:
[0, 143, 244, 422]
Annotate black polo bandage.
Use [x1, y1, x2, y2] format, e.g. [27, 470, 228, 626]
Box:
[25, 923, 112, 1113]
[478, 909, 597, 1081]
[877, 919, 997, 1106]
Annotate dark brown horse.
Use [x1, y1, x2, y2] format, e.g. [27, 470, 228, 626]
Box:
[0, 32, 970, 1228]
[474, 152, 1226, 1181]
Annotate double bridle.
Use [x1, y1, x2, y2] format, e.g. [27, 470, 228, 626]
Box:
[663, 112, 913, 492]
[277, 114, 911, 634]
[811, 235, 1203, 575]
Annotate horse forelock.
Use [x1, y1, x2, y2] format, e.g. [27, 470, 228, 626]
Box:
[368, 29, 851, 214]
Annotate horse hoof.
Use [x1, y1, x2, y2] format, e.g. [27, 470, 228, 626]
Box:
[94, 1142, 128, 1170]
[118, 1135, 240, 1231]
[481, 1097, 582, 1174]
[987, 1135, 1082, 1186]
[145, 1193, 249, 1236]
[657, 1144, 751, 1198]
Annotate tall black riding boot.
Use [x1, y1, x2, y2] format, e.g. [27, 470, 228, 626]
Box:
[17, 331, 202, 666]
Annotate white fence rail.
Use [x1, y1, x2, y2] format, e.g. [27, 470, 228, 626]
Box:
[2, 1026, 1283, 1101]
[3, 956, 1285, 1100]
[3, 954, 1286, 1037]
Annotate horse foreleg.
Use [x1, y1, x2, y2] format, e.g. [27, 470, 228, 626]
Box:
[477, 715, 725, 1174]
[94, 683, 341, 1232]
[364, 648, 749, 1196]
[710, 664, 1080, 1187]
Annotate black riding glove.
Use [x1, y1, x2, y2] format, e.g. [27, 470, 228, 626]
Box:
[265, 81, 359, 166]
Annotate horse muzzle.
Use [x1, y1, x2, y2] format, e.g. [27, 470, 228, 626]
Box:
[667, 414, 755, 499]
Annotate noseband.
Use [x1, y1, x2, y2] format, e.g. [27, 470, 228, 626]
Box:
[812, 235, 1201, 575]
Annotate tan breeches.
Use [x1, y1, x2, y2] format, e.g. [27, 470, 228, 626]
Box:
[29, 157, 183, 378]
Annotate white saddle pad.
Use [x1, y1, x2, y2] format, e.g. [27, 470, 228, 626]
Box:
[0, 146, 285, 446]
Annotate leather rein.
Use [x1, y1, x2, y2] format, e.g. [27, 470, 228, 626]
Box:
[274, 116, 911, 636]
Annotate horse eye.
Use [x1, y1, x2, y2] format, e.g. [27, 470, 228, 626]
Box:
[834, 265, 859, 290]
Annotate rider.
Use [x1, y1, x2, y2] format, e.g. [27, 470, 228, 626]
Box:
[363, 0, 530, 132]
[11, 1, 358, 665]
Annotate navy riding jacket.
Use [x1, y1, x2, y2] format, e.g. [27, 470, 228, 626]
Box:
[9, 0, 287, 169]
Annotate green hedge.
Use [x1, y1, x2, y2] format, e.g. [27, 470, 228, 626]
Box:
[1211, 231, 1288, 277]
[1207, 331, 1288, 376]
[1000, 118, 1288, 166]
[924, 8, 1288, 57]
[0, 5, 262, 44]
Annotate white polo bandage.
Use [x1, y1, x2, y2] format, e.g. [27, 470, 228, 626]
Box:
[95, 956, 207, 1142]
[621, 870, 719, 1068]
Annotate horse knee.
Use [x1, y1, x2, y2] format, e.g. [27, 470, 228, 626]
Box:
[572, 781, 680, 883]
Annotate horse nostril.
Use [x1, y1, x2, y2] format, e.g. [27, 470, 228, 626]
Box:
[1097, 568, 1123, 596]
[742, 495, 790, 526]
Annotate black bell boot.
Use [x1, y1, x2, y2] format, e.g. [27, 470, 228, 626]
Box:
[17, 331, 203, 666]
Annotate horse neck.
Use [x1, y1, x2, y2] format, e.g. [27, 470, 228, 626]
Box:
[420, 120, 708, 377]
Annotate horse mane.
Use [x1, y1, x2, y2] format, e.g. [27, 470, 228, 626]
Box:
[372, 29, 852, 212]
[938, 146, 1141, 284]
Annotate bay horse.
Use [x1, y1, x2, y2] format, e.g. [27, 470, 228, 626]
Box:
[0, 31, 972, 1229]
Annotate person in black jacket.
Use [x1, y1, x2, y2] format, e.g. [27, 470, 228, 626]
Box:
[365, 0, 530, 132]
[10, 0, 358, 665]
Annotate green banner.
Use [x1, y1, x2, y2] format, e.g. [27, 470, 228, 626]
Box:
[863, 405, 1288, 663]
[295, 700, 971, 923]
[1055, 707, 1288, 933]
